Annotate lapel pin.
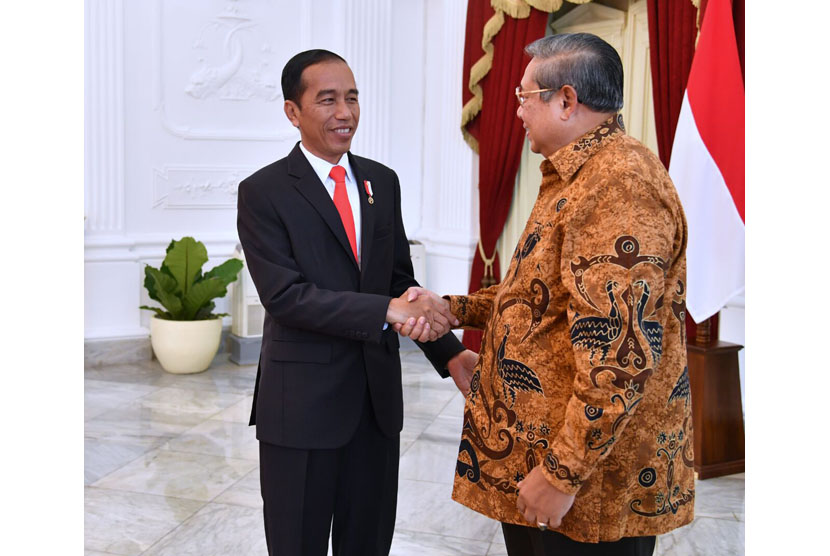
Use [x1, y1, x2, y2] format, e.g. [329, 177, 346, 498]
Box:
[364, 180, 374, 204]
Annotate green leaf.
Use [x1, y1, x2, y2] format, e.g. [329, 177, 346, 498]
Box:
[201, 258, 243, 287]
[160, 265, 175, 280]
[162, 237, 207, 297]
[181, 277, 229, 320]
[143, 265, 177, 303]
[193, 302, 216, 321]
[145, 267, 184, 318]
[139, 305, 172, 319]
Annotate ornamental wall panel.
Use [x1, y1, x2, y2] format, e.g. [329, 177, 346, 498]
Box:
[152, 165, 254, 210]
[154, 0, 310, 141]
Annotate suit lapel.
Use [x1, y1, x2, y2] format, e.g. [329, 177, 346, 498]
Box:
[349, 153, 375, 282]
[287, 145, 359, 271]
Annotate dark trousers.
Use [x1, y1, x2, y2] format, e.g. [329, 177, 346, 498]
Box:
[502, 522, 656, 556]
[258, 393, 400, 556]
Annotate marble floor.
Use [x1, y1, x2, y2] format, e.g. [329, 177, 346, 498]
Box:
[85, 350, 745, 556]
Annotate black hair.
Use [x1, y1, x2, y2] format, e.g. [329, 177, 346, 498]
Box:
[281, 49, 347, 106]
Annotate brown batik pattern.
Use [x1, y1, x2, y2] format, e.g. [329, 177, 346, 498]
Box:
[447, 116, 694, 543]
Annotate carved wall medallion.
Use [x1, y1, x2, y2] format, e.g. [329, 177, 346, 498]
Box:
[155, 0, 310, 140]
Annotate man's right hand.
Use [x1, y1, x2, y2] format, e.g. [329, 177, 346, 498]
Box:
[390, 287, 460, 342]
[386, 288, 458, 342]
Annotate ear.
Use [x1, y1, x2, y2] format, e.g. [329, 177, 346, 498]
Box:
[560, 85, 580, 119]
[284, 100, 301, 128]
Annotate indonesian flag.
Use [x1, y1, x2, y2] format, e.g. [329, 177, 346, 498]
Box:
[669, 0, 744, 323]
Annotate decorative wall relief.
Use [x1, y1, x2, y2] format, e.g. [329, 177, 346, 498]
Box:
[153, 165, 253, 209]
[155, 0, 311, 140]
[185, 20, 278, 101]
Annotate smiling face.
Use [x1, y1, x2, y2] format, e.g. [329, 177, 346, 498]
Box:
[284, 60, 360, 164]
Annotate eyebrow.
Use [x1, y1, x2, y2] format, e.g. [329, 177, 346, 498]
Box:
[315, 88, 360, 99]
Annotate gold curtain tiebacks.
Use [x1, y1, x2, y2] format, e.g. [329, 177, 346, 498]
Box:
[477, 239, 498, 288]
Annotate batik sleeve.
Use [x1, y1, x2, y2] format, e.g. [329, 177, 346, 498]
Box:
[446, 283, 501, 331]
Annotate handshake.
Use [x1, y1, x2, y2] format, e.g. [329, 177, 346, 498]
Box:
[387, 286, 477, 396]
[385, 287, 458, 342]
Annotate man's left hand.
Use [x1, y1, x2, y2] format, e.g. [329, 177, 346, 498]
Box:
[516, 465, 576, 529]
[446, 349, 477, 395]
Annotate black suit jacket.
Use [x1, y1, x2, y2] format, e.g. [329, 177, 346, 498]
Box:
[237, 143, 464, 449]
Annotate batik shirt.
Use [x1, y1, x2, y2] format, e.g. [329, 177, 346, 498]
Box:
[448, 115, 693, 543]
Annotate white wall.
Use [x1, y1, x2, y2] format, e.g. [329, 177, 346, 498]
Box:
[719, 294, 746, 411]
[84, 0, 476, 341]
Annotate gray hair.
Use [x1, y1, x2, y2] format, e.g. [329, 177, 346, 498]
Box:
[524, 33, 623, 113]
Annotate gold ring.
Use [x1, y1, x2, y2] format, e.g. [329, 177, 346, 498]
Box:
[537, 522, 548, 531]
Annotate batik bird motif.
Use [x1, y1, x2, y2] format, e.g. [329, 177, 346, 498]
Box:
[635, 280, 664, 365]
[496, 325, 543, 407]
[668, 367, 690, 407]
[570, 280, 623, 364]
[510, 223, 543, 281]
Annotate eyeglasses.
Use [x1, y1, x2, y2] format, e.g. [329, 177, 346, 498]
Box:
[515, 86, 554, 105]
[515, 86, 583, 105]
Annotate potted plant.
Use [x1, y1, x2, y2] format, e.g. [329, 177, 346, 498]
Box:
[140, 237, 243, 374]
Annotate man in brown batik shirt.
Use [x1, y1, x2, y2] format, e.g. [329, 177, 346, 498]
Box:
[402, 33, 693, 556]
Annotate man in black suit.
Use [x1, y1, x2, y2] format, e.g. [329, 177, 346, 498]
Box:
[237, 49, 476, 556]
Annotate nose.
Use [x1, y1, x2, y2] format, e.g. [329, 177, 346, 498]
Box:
[516, 103, 523, 120]
[335, 99, 351, 120]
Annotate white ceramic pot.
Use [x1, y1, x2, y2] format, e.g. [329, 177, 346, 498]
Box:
[150, 316, 223, 374]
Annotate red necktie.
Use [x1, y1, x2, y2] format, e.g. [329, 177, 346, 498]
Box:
[329, 165, 358, 263]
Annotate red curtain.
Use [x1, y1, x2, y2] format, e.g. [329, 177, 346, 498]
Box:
[647, 0, 698, 167]
[460, 4, 549, 351]
[647, 0, 744, 341]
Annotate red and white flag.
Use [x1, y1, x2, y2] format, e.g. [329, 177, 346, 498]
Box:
[669, 0, 744, 323]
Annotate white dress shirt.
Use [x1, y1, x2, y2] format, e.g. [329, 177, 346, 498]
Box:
[298, 143, 362, 263]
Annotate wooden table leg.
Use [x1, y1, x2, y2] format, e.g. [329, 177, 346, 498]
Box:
[687, 341, 745, 479]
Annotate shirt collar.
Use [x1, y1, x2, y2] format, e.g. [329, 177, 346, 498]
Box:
[298, 142, 356, 186]
[543, 114, 626, 182]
